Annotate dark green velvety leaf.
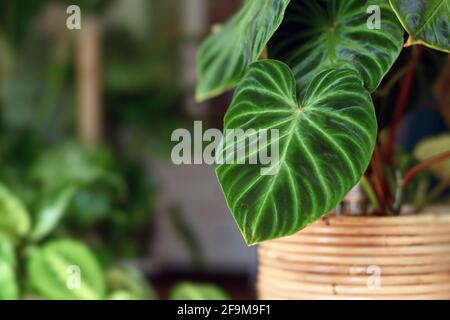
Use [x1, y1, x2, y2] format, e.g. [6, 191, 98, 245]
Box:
[27, 239, 105, 300]
[390, 0, 450, 52]
[196, 0, 291, 101]
[217, 60, 376, 245]
[269, 0, 404, 92]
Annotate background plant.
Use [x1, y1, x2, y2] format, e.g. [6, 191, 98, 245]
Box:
[0, 0, 231, 300]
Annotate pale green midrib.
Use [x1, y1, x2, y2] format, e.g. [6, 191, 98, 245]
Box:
[250, 110, 300, 243]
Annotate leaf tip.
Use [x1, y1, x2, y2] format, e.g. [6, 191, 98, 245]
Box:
[195, 89, 208, 103]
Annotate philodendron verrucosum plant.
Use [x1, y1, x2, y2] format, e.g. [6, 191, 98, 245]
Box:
[197, 0, 450, 245]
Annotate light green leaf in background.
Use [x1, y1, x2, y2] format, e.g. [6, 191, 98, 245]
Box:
[0, 183, 31, 241]
[0, 237, 19, 300]
[27, 239, 105, 300]
[390, 0, 450, 52]
[217, 60, 376, 245]
[108, 291, 141, 300]
[414, 134, 450, 180]
[170, 282, 230, 300]
[105, 266, 156, 300]
[30, 186, 77, 242]
[269, 0, 404, 93]
[196, 0, 291, 101]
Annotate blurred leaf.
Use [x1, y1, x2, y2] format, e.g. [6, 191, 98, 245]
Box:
[105, 266, 155, 300]
[0, 0, 46, 46]
[0, 236, 15, 266]
[108, 291, 141, 300]
[0, 182, 31, 241]
[30, 186, 77, 242]
[69, 188, 112, 227]
[31, 142, 124, 194]
[27, 239, 105, 300]
[0, 4, 73, 138]
[0, 237, 19, 300]
[169, 206, 204, 268]
[0, 32, 13, 89]
[170, 282, 230, 300]
[414, 134, 450, 180]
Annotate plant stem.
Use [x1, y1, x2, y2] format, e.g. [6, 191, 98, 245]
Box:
[383, 46, 424, 165]
[360, 175, 379, 211]
[370, 141, 394, 214]
[403, 151, 450, 186]
[392, 170, 404, 214]
[375, 65, 409, 97]
[413, 176, 430, 211]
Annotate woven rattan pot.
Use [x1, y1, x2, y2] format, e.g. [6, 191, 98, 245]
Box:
[257, 208, 450, 300]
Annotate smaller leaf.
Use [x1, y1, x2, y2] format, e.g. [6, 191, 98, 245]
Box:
[0, 182, 31, 241]
[170, 282, 230, 300]
[27, 239, 105, 300]
[30, 186, 77, 242]
[196, 0, 291, 101]
[390, 0, 450, 52]
[269, 0, 404, 93]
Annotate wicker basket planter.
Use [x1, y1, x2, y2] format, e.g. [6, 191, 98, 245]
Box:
[258, 209, 450, 300]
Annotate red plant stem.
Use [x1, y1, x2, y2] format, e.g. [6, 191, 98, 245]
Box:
[383, 46, 424, 165]
[377, 137, 393, 203]
[369, 142, 391, 214]
[403, 151, 450, 186]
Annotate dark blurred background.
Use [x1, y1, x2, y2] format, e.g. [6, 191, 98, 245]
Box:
[0, 0, 257, 299]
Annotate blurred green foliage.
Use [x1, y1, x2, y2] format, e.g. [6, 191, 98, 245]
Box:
[0, 182, 156, 300]
[0, 140, 155, 264]
[0, 0, 230, 300]
[170, 282, 230, 300]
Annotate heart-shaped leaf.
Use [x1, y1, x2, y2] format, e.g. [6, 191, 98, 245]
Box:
[196, 0, 291, 101]
[216, 60, 376, 245]
[27, 239, 105, 300]
[390, 0, 450, 52]
[269, 0, 404, 92]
